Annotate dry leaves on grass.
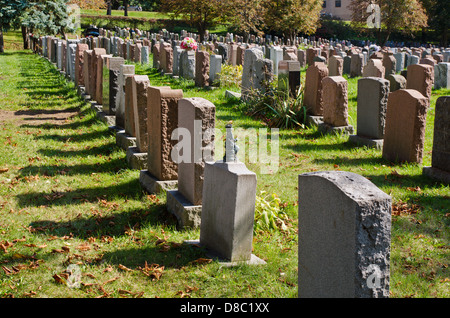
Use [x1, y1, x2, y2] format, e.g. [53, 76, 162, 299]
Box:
[137, 261, 164, 281]
[392, 201, 421, 216]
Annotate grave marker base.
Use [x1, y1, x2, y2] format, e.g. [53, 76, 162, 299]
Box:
[184, 240, 266, 267]
[422, 167, 450, 184]
[348, 135, 384, 150]
[318, 122, 354, 135]
[306, 115, 323, 127]
[126, 147, 148, 170]
[166, 190, 202, 230]
[139, 169, 178, 194]
[115, 130, 136, 150]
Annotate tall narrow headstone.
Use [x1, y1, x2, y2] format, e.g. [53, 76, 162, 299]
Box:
[304, 62, 329, 117]
[298, 171, 391, 298]
[382, 89, 428, 163]
[406, 64, 434, 102]
[195, 51, 210, 87]
[319, 76, 354, 135]
[422, 96, 450, 183]
[349, 77, 390, 148]
[166, 97, 216, 229]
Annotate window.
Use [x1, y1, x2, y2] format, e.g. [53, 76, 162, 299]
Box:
[335, 0, 341, 7]
[323, 1, 326, 8]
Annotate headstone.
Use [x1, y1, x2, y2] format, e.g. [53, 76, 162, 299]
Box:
[241, 48, 274, 101]
[195, 51, 210, 87]
[124, 76, 136, 138]
[306, 48, 320, 66]
[343, 55, 351, 75]
[83, 50, 94, 97]
[75, 43, 89, 87]
[180, 50, 195, 80]
[304, 62, 329, 117]
[434, 62, 450, 89]
[142, 86, 184, 189]
[349, 77, 390, 149]
[297, 49, 306, 68]
[116, 64, 135, 133]
[393, 52, 405, 72]
[382, 52, 396, 77]
[270, 47, 283, 75]
[423, 96, 450, 183]
[209, 54, 222, 84]
[406, 64, 434, 102]
[386, 74, 406, 92]
[350, 53, 364, 77]
[362, 59, 385, 78]
[298, 171, 391, 298]
[166, 97, 216, 229]
[141, 46, 150, 64]
[194, 125, 263, 265]
[319, 76, 354, 135]
[173, 46, 184, 76]
[278, 60, 301, 98]
[382, 89, 428, 163]
[328, 55, 344, 76]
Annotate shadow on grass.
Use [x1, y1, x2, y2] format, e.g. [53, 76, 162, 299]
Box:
[16, 177, 142, 209]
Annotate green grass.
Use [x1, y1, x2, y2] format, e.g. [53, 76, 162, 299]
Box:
[0, 30, 449, 298]
[81, 9, 171, 20]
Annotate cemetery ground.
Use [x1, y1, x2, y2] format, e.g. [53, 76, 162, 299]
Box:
[1, 31, 449, 298]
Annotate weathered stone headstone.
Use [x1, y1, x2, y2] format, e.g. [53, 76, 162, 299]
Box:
[195, 51, 210, 87]
[350, 53, 364, 77]
[297, 49, 306, 68]
[116, 64, 135, 130]
[362, 59, 385, 78]
[406, 64, 434, 102]
[328, 55, 344, 76]
[141, 86, 183, 192]
[209, 54, 222, 84]
[241, 48, 273, 101]
[75, 43, 89, 87]
[319, 76, 354, 135]
[298, 171, 391, 298]
[83, 50, 94, 97]
[434, 62, 450, 89]
[166, 97, 216, 229]
[306, 47, 320, 66]
[382, 89, 428, 163]
[304, 62, 329, 118]
[382, 52, 396, 77]
[386, 74, 406, 92]
[349, 77, 390, 149]
[422, 96, 450, 183]
[180, 50, 195, 80]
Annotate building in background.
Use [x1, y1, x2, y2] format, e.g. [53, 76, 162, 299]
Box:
[321, 0, 352, 20]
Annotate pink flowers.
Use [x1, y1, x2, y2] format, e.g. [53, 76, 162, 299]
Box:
[180, 37, 197, 51]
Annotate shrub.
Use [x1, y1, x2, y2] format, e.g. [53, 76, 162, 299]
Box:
[244, 81, 307, 129]
[254, 191, 289, 233]
[215, 64, 242, 88]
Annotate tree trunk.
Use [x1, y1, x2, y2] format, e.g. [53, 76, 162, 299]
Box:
[442, 26, 448, 47]
[124, 0, 128, 16]
[0, 27, 4, 54]
[22, 26, 29, 50]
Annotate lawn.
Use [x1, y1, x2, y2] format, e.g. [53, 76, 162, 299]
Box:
[0, 30, 449, 299]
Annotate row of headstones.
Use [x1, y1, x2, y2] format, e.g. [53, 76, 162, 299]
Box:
[33, 32, 448, 296]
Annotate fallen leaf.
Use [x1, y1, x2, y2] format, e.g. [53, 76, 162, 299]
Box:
[190, 258, 213, 265]
[103, 276, 119, 285]
[118, 264, 133, 272]
[0, 168, 9, 173]
[77, 244, 91, 252]
[52, 274, 66, 285]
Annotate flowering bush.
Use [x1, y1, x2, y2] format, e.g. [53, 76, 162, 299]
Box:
[180, 37, 197, 50]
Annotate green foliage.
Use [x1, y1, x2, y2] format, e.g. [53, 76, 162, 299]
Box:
[21, 0, 76, 36]
[254, 191, 289, 233]
[215, 64, 243, 89]
[244, 81, 307, 129]
[0, 0, 29, 29]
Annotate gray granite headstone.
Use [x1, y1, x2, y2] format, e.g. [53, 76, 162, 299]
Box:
[298, 171, 391, 298]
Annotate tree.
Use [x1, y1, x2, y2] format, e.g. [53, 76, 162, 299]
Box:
[226, 0, 266, 43]
[349, 0, 428, 45]
[261, 0, 323, 42]
[161, 0, 223, 42]
[0, 0, 29, 53]
[21, 0, 77, 38]
[419, 0, 449, 46]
